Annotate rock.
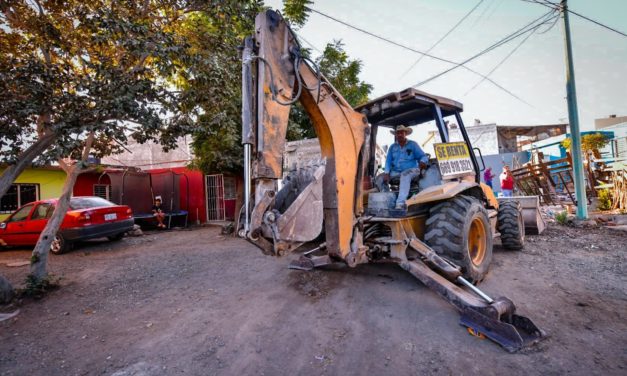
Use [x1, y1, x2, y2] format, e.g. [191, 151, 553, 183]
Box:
[606, 225, 627, 233]
[6, 261, 30, 267]
[613, 216, 627, 226]
[0, 275, 14, 304]
[127, 224, 144, 237]
[0, 310, 19, 322]
[572, 219, 598, 228]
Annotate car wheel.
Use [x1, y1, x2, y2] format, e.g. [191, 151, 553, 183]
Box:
[51, 234, 71, 255]
[107, 233, 125, 242]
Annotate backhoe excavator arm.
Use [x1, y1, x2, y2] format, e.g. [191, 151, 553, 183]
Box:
[241, 10, 369, 261]
[240, 10, 546, 353]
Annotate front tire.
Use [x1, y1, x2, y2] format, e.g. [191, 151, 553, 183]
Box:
[497, 200, 525, 250]
[424, 196, 493, 283]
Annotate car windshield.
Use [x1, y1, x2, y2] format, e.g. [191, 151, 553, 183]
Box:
[69, 197, 115, 209]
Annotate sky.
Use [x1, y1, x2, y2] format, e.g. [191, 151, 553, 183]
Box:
[265, 0, 627, 148]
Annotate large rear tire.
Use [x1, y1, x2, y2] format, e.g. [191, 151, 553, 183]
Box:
[497, 200, 525, 250]
[425, 196, 493, 283]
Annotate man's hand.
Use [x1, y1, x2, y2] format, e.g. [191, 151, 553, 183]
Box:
[382, 173, 390, 183]
[419, 162, 427, 170]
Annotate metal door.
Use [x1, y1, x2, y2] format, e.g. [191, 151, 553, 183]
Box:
[206, 174, 225, 221]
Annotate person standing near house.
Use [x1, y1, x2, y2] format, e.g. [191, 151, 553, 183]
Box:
[376, 125, 429, 209]
[483, 167, 495, 189]
[500, 165, 515, 197]
[152, 197, 166, 229]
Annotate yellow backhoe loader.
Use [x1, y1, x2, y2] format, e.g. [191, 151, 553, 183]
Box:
[239, 10, 545, 352]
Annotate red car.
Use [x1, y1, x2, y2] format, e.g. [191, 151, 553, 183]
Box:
[0, 196, 134, 254]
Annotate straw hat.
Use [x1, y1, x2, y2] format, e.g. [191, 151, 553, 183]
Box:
[390, 125, 413, 135]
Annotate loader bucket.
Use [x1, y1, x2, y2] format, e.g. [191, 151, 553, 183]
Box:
[498, 196, 546, 235]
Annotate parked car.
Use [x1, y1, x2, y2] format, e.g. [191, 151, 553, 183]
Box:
[0, 196, 134, 254]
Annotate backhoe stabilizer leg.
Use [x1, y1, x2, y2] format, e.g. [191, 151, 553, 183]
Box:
[400, 260, 546, 352]
[288, 254, 338, 271]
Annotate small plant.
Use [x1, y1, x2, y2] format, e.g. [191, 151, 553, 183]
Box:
[597, 189, 613, 211]
[22, 274, 59, 298]
[555, 211, 568, 225]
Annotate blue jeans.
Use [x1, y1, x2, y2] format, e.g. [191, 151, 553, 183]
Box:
[501, 189, 513, 197]
[375, 168, 421, 207]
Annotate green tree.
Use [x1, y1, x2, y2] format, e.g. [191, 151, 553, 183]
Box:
[287, 40, 373, 140]
[318, 40, 373, 107]
[185, 2, 374, 170]
[0, 0, 202, 286]
[561, 133, 610, 156]
[177, 1, 265, 174]
[0, 1, 194, 198]
[283, 0, 313, 28]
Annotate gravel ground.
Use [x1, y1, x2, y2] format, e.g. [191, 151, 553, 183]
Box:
[0, 224, 625, 375]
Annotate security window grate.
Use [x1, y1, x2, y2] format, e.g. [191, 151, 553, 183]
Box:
[93, 184, 111, 200]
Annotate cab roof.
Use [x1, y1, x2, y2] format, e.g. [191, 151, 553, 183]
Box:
[354, 88, 463, 128]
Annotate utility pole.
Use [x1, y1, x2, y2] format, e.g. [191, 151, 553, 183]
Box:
[560, 0, 588, 219]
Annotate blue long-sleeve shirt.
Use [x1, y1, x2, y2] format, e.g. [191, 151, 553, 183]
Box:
[384, 140, 428, 174]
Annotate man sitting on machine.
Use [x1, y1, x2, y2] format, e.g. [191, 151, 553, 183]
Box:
[375, 125, 429, 210]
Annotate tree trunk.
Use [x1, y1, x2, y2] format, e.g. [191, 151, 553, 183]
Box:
[0, 133, 56, 199]
[0, 274, 14, 304]
[29, 133, 95, 282]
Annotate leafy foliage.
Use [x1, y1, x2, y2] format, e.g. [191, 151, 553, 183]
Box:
[555, 211, 568, 225]
[23, 273, 60, 298]
[0, 1, 198, 163]
[287, 40, 373, 140]
[597, 189, 613, 211]
[282, 0, 313, 28]
[318, 40, 373, 107]
[178, 1, 265, 174]
[561, 133, 610, 154]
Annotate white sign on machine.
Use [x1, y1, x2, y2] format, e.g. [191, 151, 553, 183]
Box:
[434, 142, 475, 179]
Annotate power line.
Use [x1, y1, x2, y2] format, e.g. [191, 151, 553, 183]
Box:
[306, 7, 530, 105]
[472, 0, 494, 27]
[486, 0, 506, 22]
[400, 0, 484, 79]
[412, 9, 557, 89]
[523, 0, 627, 38]
[295, 33, 322, 54]
[464, 26, 539, 96]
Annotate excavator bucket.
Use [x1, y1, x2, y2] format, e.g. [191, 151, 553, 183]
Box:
[498, 196, 546, 235]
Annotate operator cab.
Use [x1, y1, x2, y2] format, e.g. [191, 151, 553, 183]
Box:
[355, 88, 482, 216]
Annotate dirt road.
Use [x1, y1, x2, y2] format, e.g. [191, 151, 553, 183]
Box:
[0, 224, 625, 375]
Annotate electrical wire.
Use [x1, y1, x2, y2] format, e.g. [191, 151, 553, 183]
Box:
[472, 0, 495, 27]
[464, 23, 543, 96]
[399, 0, 484, 79]
[306, 7, 530, 105]
[295, 32, 322, 54]
[523, 0, 627, 38]
[412, 9, 557, 89]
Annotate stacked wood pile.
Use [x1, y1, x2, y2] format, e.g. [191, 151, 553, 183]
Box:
[612, 170, 627, 210]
